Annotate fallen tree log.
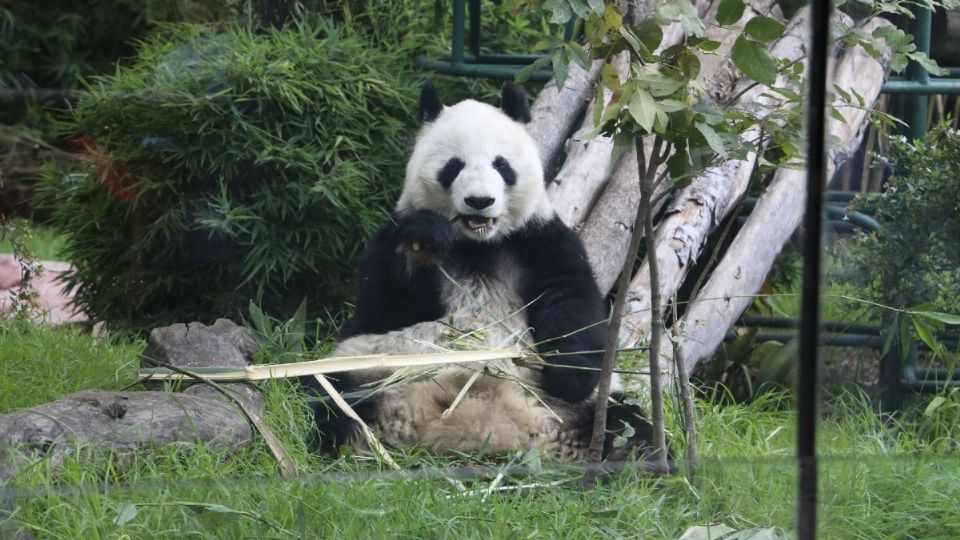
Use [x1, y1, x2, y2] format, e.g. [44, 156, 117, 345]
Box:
[0, 388, 259, 484]
[529, 59, 602, 181]
[0, 320, 263, 484]
[546, 0, 719, 228]
[673, 18, 893, 373]
[576, 0, 781, 294]
[618, 6, 842, 348]
[549, 54, 630, 229]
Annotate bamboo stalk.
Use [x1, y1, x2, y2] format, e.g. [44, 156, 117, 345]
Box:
[139, 356, 298, 477]
[138, 346, 525, 382]
[312, 373, 403, 472]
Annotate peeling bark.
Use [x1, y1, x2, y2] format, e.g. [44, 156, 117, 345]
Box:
[618, 7, 836, 348]
[576, 0, 780, 295]
[675, 19, 892, 373]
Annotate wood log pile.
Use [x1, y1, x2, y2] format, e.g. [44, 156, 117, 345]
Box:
[538, 2, 894, 376]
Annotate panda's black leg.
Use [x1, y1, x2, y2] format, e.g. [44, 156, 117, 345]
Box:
[298, 372, 377, 455]
[307, 397, 377, 454]
[602, 392, 676, 473]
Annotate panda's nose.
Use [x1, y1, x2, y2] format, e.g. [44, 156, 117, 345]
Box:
[464, 196, 495, 210]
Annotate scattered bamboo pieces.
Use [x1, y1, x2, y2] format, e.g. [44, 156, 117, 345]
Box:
[312, 373, 403, 472]
[138, 346, 525, 383]
[140, 357, 298, 478]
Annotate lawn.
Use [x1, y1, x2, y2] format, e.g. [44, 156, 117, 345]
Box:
[1, 324, 958, 538]
[0, 225, 67, 261]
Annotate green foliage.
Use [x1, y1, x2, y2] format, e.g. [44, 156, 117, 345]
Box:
[38, 19, 418, 334]
[0, 324, 142, 413]
[519, 0, 951, 184]
[846, 123, 960, 317]
[0, 218, 44, 323]
[0, 0, 237, 91]
[837, 123, 960, 355]
[0, 224, 65, 260]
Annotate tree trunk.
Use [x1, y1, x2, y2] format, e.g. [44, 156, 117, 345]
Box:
[0, 386, 262, 484]
[618, 7, 839, 349]
[549, 54, 630, 229]
[575, 0, 781, 294]
[529, 60, 602, 181]
[674, 18, 893, 373]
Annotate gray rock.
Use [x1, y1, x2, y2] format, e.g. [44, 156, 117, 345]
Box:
[141, 319, 259, 369]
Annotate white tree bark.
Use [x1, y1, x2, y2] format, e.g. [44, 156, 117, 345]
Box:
[549, 54, 630, 229]
[618, 7, 830, 348]
[674, 18, 893, 373]
[529, 60, 602, 180]
[576, 0, 781, 294]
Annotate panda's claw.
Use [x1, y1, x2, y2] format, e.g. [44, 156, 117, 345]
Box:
[396, 209, 454, 258]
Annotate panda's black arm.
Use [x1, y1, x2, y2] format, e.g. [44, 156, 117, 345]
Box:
[514, 216, 607, 402]
[338, 210, 448, 340]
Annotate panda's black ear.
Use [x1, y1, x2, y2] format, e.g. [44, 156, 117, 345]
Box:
[419, 80, 443, 123]
[501, 83, 531, 124]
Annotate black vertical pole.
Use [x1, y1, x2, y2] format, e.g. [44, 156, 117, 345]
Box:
[800, 0, 831, 537]
[468, 0, 481, 58]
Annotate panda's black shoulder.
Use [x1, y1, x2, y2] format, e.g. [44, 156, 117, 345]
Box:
[508, 215, 596, 281]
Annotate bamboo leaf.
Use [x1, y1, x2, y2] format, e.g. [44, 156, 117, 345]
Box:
[912, 317, 942, 356]
[911, 310, 960, 325]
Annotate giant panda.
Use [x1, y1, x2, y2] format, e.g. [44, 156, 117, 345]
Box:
[306, 81, 657, 462]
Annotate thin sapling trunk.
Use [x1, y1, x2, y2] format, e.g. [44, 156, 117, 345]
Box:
[587, 144, 651, 464]
[639, 136, 671, 475]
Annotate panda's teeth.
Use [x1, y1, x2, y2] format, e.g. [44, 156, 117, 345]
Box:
[464, 215, 496, 231]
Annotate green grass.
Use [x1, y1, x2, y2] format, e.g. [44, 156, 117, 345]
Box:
[2, 324, 959, 538]
[0, 324, 142, 413]
[0, 225, 67, 261]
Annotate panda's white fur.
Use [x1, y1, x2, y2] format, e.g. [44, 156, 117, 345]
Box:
[311, 83, 654, 462]
[398, 99, 553, 242]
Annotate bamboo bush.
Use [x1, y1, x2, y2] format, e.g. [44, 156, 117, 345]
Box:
[38, 19, 418, 333]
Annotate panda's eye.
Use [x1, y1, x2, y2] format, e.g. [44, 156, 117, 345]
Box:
[493, 156, 516, 186]
[437, 158, 465, 189]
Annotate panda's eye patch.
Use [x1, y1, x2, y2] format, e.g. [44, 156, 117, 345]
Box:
[437, 158, 465, 189]
[493, 156, 516, 186]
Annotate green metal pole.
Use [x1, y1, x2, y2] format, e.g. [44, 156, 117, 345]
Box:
[906, 5, 932, 140]
[452, 0, 466, 64]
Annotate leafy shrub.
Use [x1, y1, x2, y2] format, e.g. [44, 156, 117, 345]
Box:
[0, 0, 239, 91]
[39, 19, 417, 334]
[844, 123, 960, 315]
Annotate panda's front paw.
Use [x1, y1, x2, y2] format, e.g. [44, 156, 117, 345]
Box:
[395, 210, 454, 264]
[542, 361, 601, 402]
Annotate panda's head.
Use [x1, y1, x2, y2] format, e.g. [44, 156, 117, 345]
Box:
[397, 81, 553, 242]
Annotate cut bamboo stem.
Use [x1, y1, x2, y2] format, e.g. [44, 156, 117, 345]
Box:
[312, 373, 403, 472]
[138, 346, 525, 382]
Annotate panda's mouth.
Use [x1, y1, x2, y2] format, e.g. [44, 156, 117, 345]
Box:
[461, 214, 498, 234]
